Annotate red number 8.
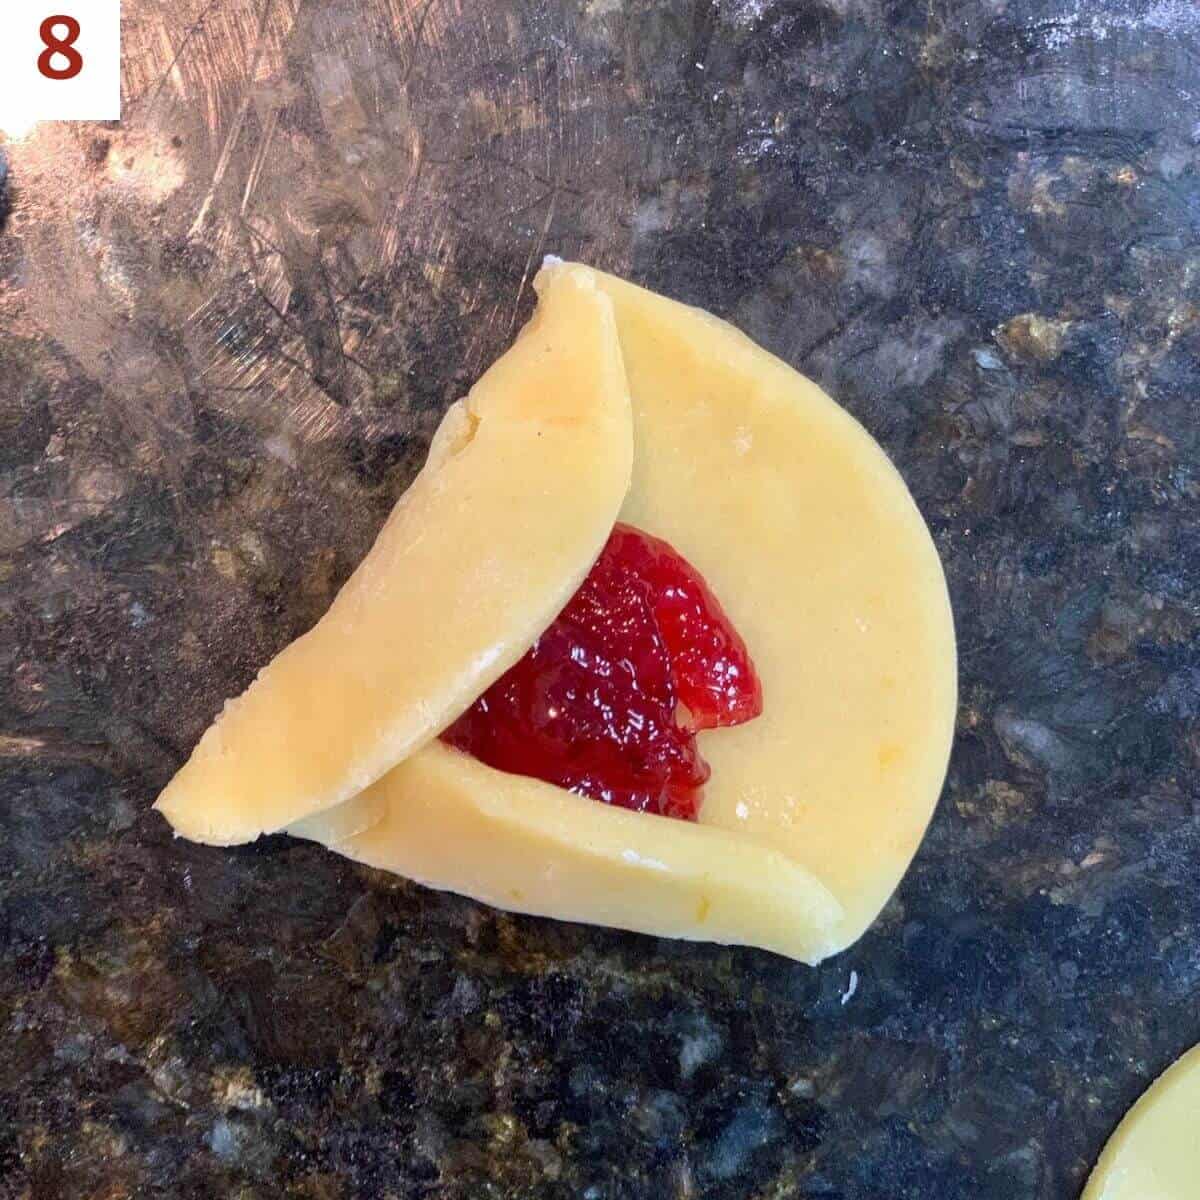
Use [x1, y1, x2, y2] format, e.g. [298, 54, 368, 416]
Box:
[38, 15, 84, 81]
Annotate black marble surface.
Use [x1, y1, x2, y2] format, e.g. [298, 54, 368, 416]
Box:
[3, 1, 1200, 1196]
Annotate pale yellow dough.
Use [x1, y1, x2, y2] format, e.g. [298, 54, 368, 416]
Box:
[155, 265, 633, 844]
[1083, 1044, 1200, 1200]
[158, 261, 955, 962]
[285, 789, 386, 845]
[332, 265, 957, 960]
[336, 740, 842, 963]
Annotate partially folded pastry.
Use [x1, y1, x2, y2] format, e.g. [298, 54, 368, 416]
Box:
[156, 262, 956, 962]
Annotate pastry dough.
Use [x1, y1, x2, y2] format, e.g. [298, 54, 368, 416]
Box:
[598, 269, 956, 948]
[285, 788, 386, 845]
[1082, 1043, 1200, 1200]
[157, 262, 955, 962]
[155, 265, 633, 844]
[336, 740, 842, 963]
[331, 265, 955, 960]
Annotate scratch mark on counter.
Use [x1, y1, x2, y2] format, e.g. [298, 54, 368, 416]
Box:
[188, 0, 279, 237]
[509, 188, 559, 334]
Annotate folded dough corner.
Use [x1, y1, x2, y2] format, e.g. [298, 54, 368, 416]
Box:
[154, 264, 633, 845]
[155, 262, 956, 963]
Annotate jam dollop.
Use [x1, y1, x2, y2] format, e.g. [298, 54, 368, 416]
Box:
[441, 524, 762, 820]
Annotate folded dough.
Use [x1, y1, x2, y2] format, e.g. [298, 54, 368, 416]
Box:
[330, 264, 956, 961]
[155, 264, 633, 844]
[157, 262, 955, 962]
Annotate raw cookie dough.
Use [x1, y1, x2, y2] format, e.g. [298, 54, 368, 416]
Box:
[337, 740, 843, 964]
[330, 264, 957, 961]
[155, 264, 633, 844]
[1082, 1043, 1200, 1200]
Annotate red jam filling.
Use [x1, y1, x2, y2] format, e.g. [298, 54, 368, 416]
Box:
[441, 524, 763, 820]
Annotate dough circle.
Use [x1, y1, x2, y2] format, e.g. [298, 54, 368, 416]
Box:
[1082, 1043, 1200, 1200]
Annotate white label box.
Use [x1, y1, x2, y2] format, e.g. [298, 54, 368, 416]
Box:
[0, 0, 120, 131]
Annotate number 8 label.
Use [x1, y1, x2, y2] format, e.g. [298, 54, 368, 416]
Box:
[0, 0, 119, 125]
[38, 15, 84, 80]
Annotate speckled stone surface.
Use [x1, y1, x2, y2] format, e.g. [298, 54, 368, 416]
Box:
[3, 1, 1200, 1196]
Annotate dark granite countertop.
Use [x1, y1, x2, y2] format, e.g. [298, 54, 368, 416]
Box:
[4, 1, 1200, 1196]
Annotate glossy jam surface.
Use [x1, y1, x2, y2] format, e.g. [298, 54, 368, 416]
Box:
[441, 524, 762, 819]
